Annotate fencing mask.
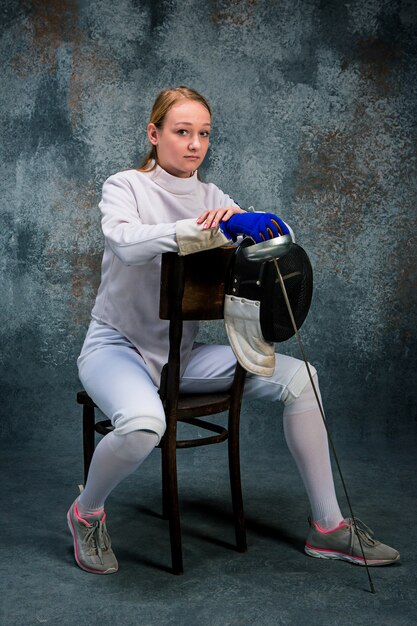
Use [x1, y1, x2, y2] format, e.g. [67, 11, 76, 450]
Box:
[224, 235, 313, 376]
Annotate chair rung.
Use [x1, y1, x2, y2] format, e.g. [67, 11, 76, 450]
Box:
[176, 432, 228, 448]
[175, 417, 228, 448]
[95, 419, 113, 436]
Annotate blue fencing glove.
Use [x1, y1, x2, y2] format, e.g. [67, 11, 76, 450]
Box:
[220, 212, 290, 243]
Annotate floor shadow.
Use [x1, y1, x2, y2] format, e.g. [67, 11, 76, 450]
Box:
[134, 498, 304, 554]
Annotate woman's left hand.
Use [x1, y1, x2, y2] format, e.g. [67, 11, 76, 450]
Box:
[196, 206, 246, 230]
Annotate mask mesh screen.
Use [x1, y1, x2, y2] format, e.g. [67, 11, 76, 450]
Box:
[260, 244, 313, 342]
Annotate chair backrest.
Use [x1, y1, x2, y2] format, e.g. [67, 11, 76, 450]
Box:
[159, 247, 236, 321]
[159, 246, 237, 402]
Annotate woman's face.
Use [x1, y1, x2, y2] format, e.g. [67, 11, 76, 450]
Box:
[147, 100, 211, 178]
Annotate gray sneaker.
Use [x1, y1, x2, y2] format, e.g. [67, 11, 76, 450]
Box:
[67, 499, 118, 574]
[305, 517, 400, 566]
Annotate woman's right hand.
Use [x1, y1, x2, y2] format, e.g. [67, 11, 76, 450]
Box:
[196, 205, 245, 230]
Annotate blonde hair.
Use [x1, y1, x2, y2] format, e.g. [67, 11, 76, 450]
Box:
[139, 86, 212, 173]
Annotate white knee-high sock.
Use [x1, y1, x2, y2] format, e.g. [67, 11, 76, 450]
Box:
[77, 430, 159, 517]
[283, 375, 344, 531]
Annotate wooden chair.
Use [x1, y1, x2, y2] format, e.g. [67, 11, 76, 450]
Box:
[77, 246, 247, 575]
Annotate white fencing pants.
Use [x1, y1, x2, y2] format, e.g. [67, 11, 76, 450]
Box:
[78, 321, 316, 441]
[77, 321, 343, 528]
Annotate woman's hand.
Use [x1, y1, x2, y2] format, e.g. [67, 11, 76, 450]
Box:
[196, 206, 245, 230]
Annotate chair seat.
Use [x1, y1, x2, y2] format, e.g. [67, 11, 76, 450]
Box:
[176, 393, 231, 419]
[77, 390, 94, 406]
[77, 389, 232, 421]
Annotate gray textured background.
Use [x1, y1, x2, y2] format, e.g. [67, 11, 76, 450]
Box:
[1, 0, 416, 444]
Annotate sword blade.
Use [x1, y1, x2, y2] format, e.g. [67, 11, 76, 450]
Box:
[272, 258, 376, 594]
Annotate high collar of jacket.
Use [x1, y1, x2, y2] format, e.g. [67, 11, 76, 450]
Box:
[149, 163, 199, 195]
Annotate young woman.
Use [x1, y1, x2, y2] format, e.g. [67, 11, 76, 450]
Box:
[68, 86, 399, 574]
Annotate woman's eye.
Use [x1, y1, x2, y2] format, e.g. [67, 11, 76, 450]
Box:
[177, 129, 188, 135]
[200, 131, 210, 138]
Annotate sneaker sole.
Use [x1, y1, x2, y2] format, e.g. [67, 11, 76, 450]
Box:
[67, 510, 118, 575]
[305, 545, 400, 566]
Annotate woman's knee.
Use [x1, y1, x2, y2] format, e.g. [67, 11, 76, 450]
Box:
[244, 356, 318, 405]
[284, 365, 320, 408]
[111, 405, 166, 442]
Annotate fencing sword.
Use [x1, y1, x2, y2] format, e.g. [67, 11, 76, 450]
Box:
[243, 235, 376, 594]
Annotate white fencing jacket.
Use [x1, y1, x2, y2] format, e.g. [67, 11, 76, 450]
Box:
[91, 165, 234, 385]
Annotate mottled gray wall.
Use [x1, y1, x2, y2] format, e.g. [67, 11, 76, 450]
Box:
[1, 0, 416, 443]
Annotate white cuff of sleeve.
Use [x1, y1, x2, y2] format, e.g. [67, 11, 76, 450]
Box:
[176, 219, 231, 256]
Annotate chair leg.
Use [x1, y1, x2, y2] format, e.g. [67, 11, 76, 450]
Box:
[161, 443, 169, 520]
[228, 405, 247, 553]
[161, 431, 183, 575]
[82, 405, 95, 485]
